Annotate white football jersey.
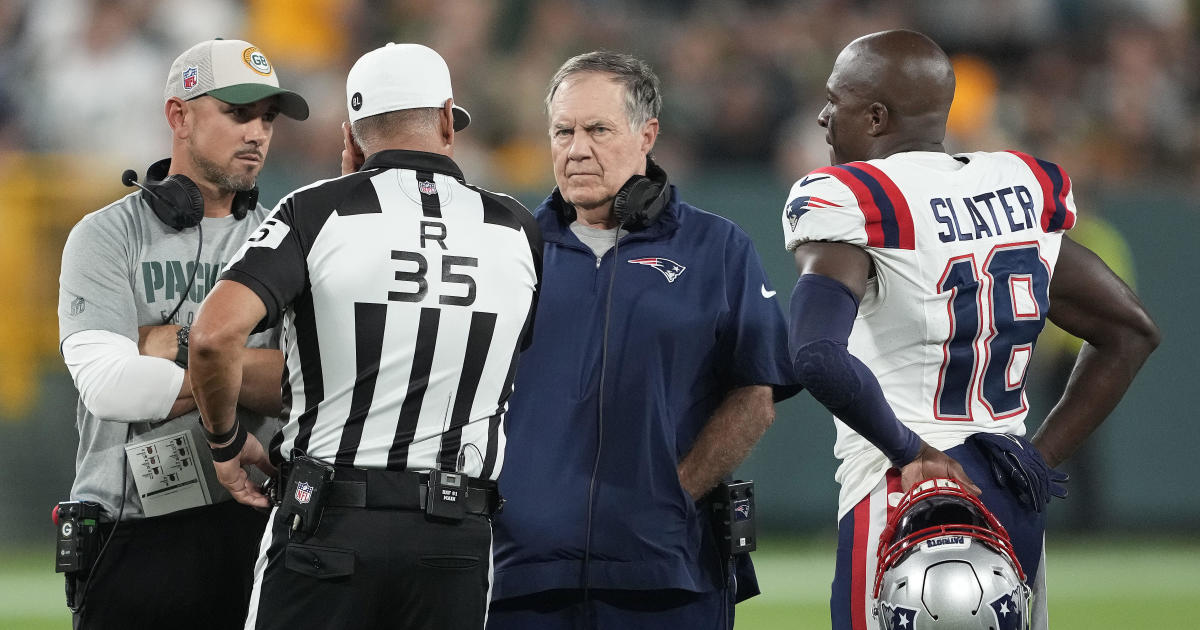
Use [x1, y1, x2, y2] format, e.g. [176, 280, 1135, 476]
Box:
[782, 151, 1077, 517]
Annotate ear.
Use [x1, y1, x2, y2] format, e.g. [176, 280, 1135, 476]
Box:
[867, 102, 888, 137]
[439, 99, 455, 147]
[341, 121, 365, 175]
[165, 97, 189, 139]
[639, 117, 659, 154]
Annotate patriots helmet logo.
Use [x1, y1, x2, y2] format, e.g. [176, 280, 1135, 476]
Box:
[785, 195, 841, 231]
[878, 602, 919, 630]
[628, 257, 686, 283]
[989, 589, 1025, 630]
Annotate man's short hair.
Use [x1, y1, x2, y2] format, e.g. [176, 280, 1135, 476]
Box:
[546, 51, 662, 131]
[350, 107, 441, 151]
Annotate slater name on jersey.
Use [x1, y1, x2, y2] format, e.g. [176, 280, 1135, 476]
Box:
[929, 185, 1038, 243]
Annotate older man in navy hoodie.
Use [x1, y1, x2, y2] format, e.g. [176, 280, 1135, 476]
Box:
[488, 51, 798, 630]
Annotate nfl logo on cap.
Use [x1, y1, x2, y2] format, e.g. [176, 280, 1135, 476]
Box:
[183, 67, 198, 91]
[295, 482, 313, 505]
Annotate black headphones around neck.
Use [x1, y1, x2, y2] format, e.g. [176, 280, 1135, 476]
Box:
[556, 156, 670, 230]
[128, 158, 258, 230]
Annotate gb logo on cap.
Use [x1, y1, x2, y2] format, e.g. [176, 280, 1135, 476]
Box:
[243, 47, 272, 76]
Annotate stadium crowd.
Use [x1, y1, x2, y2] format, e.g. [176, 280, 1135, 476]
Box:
[1, 0, 1197, 197]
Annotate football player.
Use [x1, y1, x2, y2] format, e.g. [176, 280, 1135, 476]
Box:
[781, 29, 1159, 630]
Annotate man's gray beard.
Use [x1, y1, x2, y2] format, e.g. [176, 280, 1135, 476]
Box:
[190, 151, 256, 194]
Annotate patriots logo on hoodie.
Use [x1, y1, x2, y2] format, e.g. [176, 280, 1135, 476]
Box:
[628, 257, 686, 283]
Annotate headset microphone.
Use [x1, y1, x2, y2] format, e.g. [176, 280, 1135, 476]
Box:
[122, 169, 165, 203]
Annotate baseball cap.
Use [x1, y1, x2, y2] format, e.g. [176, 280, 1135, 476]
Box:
[346, 43, 470, 131]
[164, 39, 309, 120]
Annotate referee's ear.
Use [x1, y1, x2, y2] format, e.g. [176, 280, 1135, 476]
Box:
[438, 99, 455, 149]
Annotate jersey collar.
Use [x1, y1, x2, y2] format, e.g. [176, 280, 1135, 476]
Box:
[360, 149, 466, 183]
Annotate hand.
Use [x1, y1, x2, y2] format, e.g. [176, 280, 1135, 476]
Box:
[341, 121, 364, 175]
[677, 466, 702, 502]
[138, 324, 182, 360]
[968, 432, 1068, 512]
[213, 432, 278, 509]
[899, 441, 982, 495]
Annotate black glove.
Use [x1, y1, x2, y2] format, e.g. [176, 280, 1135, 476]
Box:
[968, 432, 1068, 513]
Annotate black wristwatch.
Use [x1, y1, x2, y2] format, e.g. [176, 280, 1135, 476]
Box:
[174, 325, 190, 368]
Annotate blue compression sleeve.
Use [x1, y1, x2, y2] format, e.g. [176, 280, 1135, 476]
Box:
[788, 274, 922, 467]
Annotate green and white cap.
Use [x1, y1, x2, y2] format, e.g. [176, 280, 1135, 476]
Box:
[164, 39, 309, 120]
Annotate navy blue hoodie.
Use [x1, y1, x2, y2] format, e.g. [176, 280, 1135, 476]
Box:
[492, 184, 797, 601]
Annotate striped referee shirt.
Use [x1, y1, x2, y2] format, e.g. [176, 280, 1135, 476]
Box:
[222, 150, 542, 480]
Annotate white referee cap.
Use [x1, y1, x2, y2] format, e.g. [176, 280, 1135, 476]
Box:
[164, 39, 309, 120]
[346, 43, 471, 131]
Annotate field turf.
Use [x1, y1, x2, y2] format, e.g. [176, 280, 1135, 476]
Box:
[3, 535, 1195, 628]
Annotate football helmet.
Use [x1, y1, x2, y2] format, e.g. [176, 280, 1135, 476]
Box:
[873, 478, 1030, 630]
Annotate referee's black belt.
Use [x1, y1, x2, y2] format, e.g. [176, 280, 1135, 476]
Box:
[285, 464, 502, 517]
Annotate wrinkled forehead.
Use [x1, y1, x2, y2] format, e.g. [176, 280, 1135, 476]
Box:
[548, 72, 629, 120]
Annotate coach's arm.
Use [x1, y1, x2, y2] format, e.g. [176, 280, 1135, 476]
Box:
[1033, 236, 1160, 468]
[138, 324, 284, 418]
[190, 279, 277, 508]
[678, 384, 775, 500]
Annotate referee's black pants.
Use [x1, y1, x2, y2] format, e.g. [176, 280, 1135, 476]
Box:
[72, 500, 268, 630]
[247, 505, 493, 629]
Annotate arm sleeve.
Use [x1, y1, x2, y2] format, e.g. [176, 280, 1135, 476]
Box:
[62, 329, 183, 421]
[788, 274, 921, 466]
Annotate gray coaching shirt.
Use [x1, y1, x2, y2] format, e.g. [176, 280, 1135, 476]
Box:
[58, 190, 283, 520]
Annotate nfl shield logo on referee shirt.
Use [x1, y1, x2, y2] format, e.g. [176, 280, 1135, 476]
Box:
[419, 180, 437, 196]
[295, 482, 313, 504]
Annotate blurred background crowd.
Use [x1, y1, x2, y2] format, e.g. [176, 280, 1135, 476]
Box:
[2, 0, 1199, 193]
[1, 0, 1197, 543]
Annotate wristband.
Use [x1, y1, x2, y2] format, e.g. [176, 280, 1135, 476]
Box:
[198, 417, 239, 444]
[208, 422, 248, 463]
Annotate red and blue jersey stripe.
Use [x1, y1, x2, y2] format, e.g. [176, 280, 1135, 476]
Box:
[1007, 151, 1076, 233]
[814, 163, 915, 250]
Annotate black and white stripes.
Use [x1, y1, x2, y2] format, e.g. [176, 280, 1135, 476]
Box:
[224, 150, 541, 480]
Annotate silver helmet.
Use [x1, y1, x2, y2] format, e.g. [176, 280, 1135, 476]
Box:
[873, 479, 1030, 630]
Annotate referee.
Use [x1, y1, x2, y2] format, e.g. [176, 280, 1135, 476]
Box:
[188, 43, 543, 630]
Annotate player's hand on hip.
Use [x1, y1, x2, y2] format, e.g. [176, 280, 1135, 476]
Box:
[899, 441, 982, 495]
[214, 432, 278, 509]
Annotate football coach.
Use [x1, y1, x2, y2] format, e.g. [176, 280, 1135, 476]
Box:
[487, 51, 798, 629]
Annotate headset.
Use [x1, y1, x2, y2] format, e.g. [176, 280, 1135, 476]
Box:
[121, 158, 258, 324]
[610, 157, 670, 230]
[123, 158, 258, 228]
[553, 156, 670, 232]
